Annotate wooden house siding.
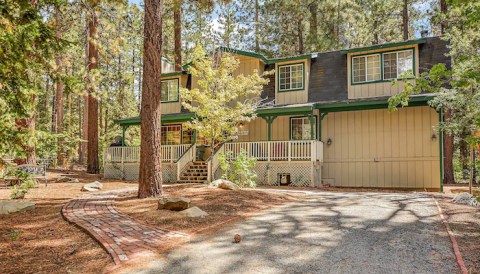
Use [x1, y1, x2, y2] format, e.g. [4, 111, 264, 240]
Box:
[275, 59, 310, 105]
[321, 106, 440, 189]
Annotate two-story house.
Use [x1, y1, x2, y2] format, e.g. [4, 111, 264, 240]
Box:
[105, 36, 450, 191]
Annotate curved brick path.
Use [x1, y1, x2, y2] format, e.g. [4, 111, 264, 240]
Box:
[62, 189, 188, 265]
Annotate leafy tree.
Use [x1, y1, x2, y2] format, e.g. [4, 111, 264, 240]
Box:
[219, 150, 257, 188]
[180, 45, 271, 150]
[388, 0, 480, 183]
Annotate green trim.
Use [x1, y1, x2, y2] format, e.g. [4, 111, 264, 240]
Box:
[267, 54, 314, 64]
[257, 105, 314, 117]
[350, 48, 416, 85]
[319, 112, 329, 141]
[261, 116, 277, 141]
[218, 47, 268, 63]
[161, 78, 180, 103]
[439, 109, 444, 192]
[114, 113, 195, 126]
[341, 38, 426, 54]
[121, 126, 127, 146]
[162, 71, 186, 78]
[277, 62, 305, 92]
[315, 95, 434, 113]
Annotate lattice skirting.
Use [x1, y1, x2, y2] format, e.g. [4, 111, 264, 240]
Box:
[104, 162, 177, 183]
[214, 162, 321, 187]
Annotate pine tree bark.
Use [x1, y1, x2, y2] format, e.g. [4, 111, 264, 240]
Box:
[138, 0, 164, 198]
[440, 0, 447, 34]
[308, 1, 318, 51]
[55, 7, 64, 166]
[443, 110, 455, 184]
[297, 18, 304, 54]
[255, 0, 259, 52]
[86, 3, 100, 174]
[174, 0, 182, 71]
[402, 0, 409, 40]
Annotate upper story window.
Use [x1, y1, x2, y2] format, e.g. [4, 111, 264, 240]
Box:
[278, 63, 304, 92]
[161, 78, 179, 102]
[351, 49, 414, 84]
[383, 50, 414, 80]
[291, 117, 316, 140]
[352, 54, 381, 83]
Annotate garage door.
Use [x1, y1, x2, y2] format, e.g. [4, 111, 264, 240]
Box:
[321, 106, 440, 189]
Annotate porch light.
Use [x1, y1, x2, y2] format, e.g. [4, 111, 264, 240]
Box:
[327, 138, 332, 145]
[431, 134, 437, 141]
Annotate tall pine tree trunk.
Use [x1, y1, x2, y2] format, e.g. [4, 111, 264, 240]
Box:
[297, 18, 304, 54]
[402, 0, 409, 40]
[55, 7, 64, 166]
[440, 0, 454, 184]
[255, 0, 259, 52]
[138, 0, 164, 198]
[174, 0, 182, 71]
[87, 3, 100, 174]
[308, 2, 317, 51]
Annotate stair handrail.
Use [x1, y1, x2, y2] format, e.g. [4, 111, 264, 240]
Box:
[206, 142, 226, 182]
[175, 143, 196, 181]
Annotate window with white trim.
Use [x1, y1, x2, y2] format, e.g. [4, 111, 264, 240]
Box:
[383, 50, 414, 80]
[161, 125, 181, 145]
[161, 79, 179, 102]
[278, 63, 304, 91]
[352, 54, 381, 83]
[291, 117, 316, 140]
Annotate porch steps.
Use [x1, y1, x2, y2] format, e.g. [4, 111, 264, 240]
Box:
[177, 161, 209, 184]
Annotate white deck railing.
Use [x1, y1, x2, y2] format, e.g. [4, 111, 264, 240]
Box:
[207, 143, 225, 182]
[223, 140, 323, 162]
[176, 144, 196, 181]
[104, 144, 190, 164]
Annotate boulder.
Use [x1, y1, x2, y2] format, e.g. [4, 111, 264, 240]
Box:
[210, 179, 240, 190]
[179, 206, 208, 218]
[158, 197, 190, 211]
[57, 176, 80, 184]
[452, 192, 479, 206]
[218, 180, 240, 191]
[81, 181, 103, 192]
[0, 200, 35, 215]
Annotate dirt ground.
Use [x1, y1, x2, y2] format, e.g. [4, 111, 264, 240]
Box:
[0, 170, 135, 274]
[115, 185, 301, 240]
[434, 188, 480, 273]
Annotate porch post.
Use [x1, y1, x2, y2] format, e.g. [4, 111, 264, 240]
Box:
[319, 112, 328, 141]
[121, 126, 128, 146]
[308, 114, 315, 140]
[261, 116, 277, 141]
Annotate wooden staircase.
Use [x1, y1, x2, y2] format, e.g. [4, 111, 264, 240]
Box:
[177, 161, 208, 184]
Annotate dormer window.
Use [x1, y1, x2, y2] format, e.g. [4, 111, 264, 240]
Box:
[352, 54, 381, 83]
[351, 49, 414, 84]
[278, 63, 304, 92]
[383, 50, 414, 80]
[161, 78, 179, 102]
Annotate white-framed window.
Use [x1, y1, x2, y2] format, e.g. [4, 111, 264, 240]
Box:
[278, 63, 304, 91]
[383, 49, 414, 80]
[352, 54, 381, 83]
[291, 117, 316, 140]
[161, 78, 179, 102]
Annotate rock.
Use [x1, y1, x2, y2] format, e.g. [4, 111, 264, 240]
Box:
[56, 176, 80, 184]
[158, 197, 191, 211]
[452, 192, 479, 207]
[0, 200, 35, 215]
[81, 181, 103, 192]
[218, 180, 240, 191]
[179, 206, 208, 218]
[209, 179, 224, 187]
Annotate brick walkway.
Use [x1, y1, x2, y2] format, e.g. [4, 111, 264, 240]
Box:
[62, 189, 188, 265]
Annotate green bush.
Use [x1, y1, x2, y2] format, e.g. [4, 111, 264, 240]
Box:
[8, 171, 36, 199]
[219, 149, 257, 188]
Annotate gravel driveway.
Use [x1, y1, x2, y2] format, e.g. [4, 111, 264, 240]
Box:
[123, 191, 458, 274]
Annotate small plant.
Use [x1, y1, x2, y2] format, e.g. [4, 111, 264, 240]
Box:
[219, 149, 257, 188]
[8, 170, 36, 199]
[5, 230, 22, 241]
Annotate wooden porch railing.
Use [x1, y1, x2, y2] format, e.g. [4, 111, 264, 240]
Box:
[223, 140, 323, 162]
[103, 144, 191, 164]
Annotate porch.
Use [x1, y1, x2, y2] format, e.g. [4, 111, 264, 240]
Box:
[103, 140, 324, 187]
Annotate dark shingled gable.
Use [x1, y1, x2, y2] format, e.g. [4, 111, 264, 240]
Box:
[308, 51, 348, 102]
[418, 36, 451, 73]
[261, 64, 276, 103]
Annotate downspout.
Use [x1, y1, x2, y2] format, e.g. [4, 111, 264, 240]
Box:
[439, 109, 444, 192]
